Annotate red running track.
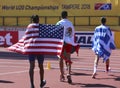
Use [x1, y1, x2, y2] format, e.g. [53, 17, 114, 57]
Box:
[0, 47, 120, 88]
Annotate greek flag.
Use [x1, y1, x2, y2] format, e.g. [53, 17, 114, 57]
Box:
[92, 25, 116, 62]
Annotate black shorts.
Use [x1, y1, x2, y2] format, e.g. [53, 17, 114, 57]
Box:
[28, 54, 44, 64]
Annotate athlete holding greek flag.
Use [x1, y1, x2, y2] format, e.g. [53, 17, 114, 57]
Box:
[92, 17, 116, 78]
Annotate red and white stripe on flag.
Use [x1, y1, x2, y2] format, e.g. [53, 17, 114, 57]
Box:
[8, 24, 64, 56]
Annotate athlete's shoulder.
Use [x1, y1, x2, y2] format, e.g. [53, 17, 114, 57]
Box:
[27, 23, 39, 28]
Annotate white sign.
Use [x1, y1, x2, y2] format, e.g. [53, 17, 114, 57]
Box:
[75, 31, 94, 48]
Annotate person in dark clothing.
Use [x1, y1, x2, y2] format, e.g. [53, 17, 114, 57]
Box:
[28, 15, 46, 88]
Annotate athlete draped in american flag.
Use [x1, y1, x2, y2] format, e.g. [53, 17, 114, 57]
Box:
[28, 15, 47, 88]
[56, 11, 80, 83]
[92, 17, 116, 78]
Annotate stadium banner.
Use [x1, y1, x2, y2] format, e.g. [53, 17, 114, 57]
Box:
[75, 31, 94, 48]
[114, 31, 120, 49]
[18, 31, 25, 40]
[0, 26, 26, 31]
[94, 3, 112, 10]
[0, 30, 119, 49]
[0, 0, 119, 16]
[0, 31, 18, 47]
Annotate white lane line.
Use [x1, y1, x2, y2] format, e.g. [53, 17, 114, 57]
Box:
[0, 65, 29, 68]
[0, 62, 28, 65]
[0, 69, 39, 76]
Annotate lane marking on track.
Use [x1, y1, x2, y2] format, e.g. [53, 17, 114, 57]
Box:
[0, 69, 39, 76]
[0, 61, 28, 64]
[0, 65, 29, 68]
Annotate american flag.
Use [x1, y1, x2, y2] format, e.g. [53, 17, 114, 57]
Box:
[8, 24, 64, 56]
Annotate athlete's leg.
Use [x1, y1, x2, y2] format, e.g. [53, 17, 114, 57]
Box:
[28, 55, 35, 88]
[37, 55, 46, 88]
[92, 54, 99, 78]
[66, 53, 72, 83]
[106, 59, 110, 72]
[59, 57, 65, 81]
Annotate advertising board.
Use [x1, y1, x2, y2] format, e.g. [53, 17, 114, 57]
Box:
[0, 0, 119, 16]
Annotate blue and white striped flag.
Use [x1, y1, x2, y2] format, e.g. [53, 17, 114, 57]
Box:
[92, 24, 116, 62]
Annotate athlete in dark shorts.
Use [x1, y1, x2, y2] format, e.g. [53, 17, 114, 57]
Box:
[28, 15, 46, 88]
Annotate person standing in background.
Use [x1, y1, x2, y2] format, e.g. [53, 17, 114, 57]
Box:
[92, 17, 116, 78]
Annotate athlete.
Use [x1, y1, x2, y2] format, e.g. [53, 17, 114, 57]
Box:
[92, 17, 116, 78]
